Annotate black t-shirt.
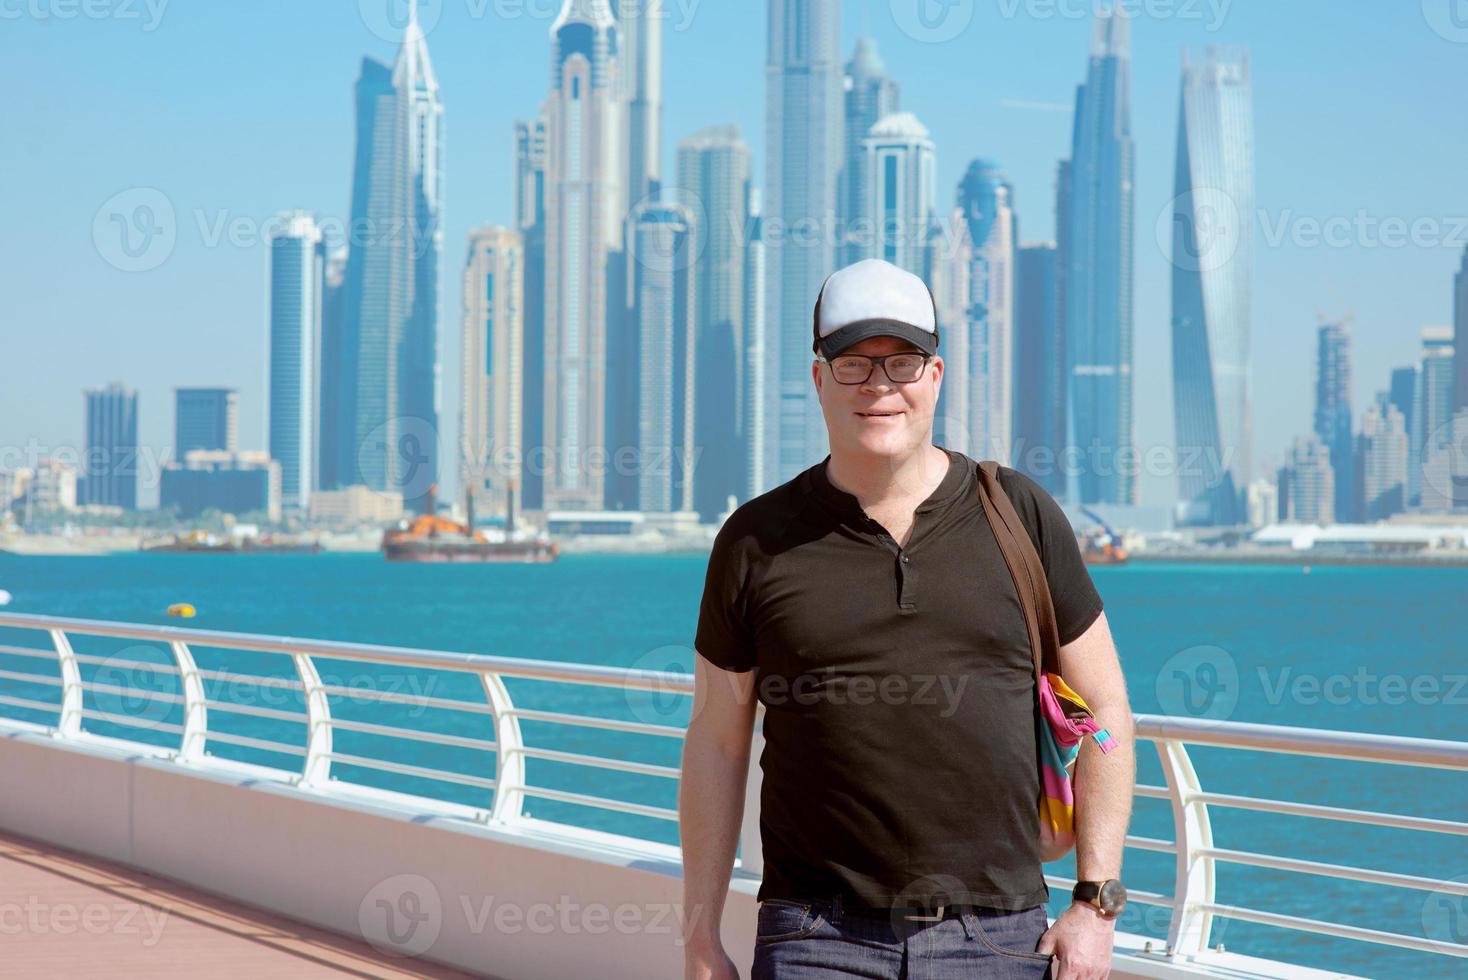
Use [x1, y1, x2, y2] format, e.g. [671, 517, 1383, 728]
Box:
[694, 448, 1104, 910]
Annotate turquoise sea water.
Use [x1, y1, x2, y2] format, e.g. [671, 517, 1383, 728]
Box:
[0, 552, 1463, 978]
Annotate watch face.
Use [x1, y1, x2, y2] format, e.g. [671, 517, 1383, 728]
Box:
[1098, 879, 1128, 915]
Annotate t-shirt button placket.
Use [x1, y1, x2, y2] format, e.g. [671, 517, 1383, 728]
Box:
[898, 553, 915, 609]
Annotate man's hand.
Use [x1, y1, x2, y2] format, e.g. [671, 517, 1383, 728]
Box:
[1036, 902, 1115, 980]
[684, 940, 740, 980]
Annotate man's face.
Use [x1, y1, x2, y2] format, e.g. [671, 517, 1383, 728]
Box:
[813, 334, 943, 461]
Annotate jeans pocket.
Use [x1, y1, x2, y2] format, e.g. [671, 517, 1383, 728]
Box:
[971, 906, 1054, 963]
[754, 900, 821, 944]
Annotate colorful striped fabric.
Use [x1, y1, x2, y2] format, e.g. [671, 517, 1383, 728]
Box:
[1037, 672, 1117, 861]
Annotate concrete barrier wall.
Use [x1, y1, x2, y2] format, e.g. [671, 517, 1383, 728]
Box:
[0, 725, 759, 979]
[0, 723, 1348, 980]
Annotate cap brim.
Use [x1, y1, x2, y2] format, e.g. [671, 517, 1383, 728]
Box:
[817, 319, 938, 359]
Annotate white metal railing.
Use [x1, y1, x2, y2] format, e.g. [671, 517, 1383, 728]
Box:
[0, 612, 1465, 970]
[0, 613, 692, 832]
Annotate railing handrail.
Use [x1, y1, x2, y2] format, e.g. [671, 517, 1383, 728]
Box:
[3, 612, 1462, 767]
[1134, 714, 1468, 770]
[0, 612, 693, 694]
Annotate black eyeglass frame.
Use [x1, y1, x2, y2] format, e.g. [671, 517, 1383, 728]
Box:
[816, 351, 934, 385]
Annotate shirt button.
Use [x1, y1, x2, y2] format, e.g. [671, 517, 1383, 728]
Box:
[901, 556, 911, 564]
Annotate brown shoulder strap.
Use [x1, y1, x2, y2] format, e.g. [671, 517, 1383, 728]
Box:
[975, 460, 1061, 680]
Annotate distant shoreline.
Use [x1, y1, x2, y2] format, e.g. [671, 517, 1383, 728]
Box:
[1127, 550, 1468, 569]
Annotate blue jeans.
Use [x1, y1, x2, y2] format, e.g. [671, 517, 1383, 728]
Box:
[751, 895, 1054, 979]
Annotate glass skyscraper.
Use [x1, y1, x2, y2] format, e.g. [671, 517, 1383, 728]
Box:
[337, 4, 443, 514]
[461, 227, 525, 521]
[1454, 245, 1467, 416]
[269, 212, 325, 512]
[1170, 46, 1254, 526]
[631, 203, 697, 515]
[82, 382, 138, 511]
[1016, 243, 1064, 494]
[174, 388, 238, 458]
[955, 159, 1016, 466]
[864, 113, 935, 275]
[676, 126, 751, 520]
[766, 0, 842, 486]
[544, 0, 622, 511]
[1066, 8, 1136, 506]
[839, 36, 899, 269]
[1313, 319, 1353, 523]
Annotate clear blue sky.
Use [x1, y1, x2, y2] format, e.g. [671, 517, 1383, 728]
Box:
[3, 0, 1465, 508]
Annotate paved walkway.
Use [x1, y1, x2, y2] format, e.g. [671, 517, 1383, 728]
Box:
[0, 830, 480, 979]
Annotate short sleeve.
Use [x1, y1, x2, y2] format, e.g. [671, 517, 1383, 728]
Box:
[997, 467, 1105, 646]
[694, 520, 757, 672]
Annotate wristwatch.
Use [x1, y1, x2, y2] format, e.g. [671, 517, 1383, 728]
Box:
[1072, 879, 1127, 918]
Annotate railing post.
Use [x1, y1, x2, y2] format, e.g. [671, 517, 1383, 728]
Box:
[170, 641, 208, 762]
[483, 672, 524, 824]
[48, 629, 82, 738]
[738, 702, 766, 877]
[293, 653, 332, 787]
[1158, 738, 1215, 955]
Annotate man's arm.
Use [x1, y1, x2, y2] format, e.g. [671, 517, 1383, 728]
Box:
[1064, 610, 1135, 885]
[679, 653, 757, 979]
[1037, 610, 1136, 980]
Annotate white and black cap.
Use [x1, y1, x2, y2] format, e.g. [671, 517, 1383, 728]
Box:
[812, 258, 940, 359]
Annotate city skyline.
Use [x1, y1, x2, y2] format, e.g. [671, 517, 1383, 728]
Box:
[5, 2, 1466, 512]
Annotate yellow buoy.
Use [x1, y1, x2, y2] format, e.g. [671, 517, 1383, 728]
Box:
[167, 603, 196, 618]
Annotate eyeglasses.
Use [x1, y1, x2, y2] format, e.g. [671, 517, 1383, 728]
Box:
[818, 351, 932, 385]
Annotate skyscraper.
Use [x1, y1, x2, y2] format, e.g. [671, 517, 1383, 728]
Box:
[1066, 7, 1136, 507]
[316, 246, 347, 492]
[82, 382, 138, 511]
[1278, 436, 1333, 524]
[676, 125, 751, 520]
[1170, 46, 1254, 527]
[614, 0, 662, 205]
[955, 159, 1016, 465]
[325, 57, 391, 495]
[514, 118, 549, 511]
[1356, 394, 1408, 522]
[544, 0, 622, 511]
[631, 202, 697, 515]
[339, 4, 443, 513]
[744, 189, 769, 501]
[1388, 365, 1422, 505]
[1015, 243, 1064, 493]
[766, 0, 842, 484]
[269, 212, 324, 512]
[461, 227, 525, 521]
[175, 388, 238, 458]
[1053, 159, 1072, 495]
[863, 113, 936, 275]
[839, 36, 899, 268]
[1420, 325, 1457, 474]
[1455, 245, 1468, 416]
[1313, 319, 1354, 523]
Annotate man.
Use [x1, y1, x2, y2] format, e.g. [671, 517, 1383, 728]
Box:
[680, 259, 1134, 979]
